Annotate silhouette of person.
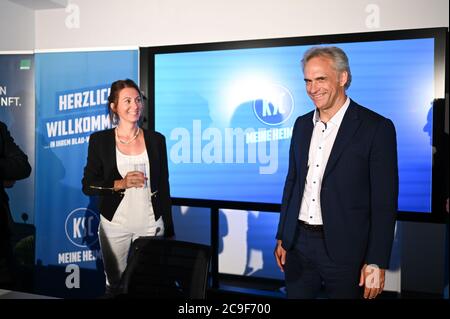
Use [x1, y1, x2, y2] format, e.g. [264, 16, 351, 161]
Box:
[0, 121, 32, 289]
[423, 98, 449, 298]
[422, 99, 449, 215]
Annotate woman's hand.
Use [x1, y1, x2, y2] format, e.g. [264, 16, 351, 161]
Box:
[114, 171, 148, 190]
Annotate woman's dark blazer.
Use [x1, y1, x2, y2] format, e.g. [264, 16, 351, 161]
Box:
[82, 128, 174, 237]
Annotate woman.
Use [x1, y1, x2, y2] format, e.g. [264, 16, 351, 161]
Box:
[82, 79, 174, 296]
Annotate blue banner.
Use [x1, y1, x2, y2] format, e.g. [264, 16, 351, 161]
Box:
[0, 54, 35, 225]
[34, 50, 138, 298]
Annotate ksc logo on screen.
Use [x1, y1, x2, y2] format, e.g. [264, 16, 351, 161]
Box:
[65, 208, 99, 248]
[253, 84, 294, 126]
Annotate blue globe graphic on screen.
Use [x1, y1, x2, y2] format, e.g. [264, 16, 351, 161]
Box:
[65, 208, 99, 248]
[253, 84, 294, 126]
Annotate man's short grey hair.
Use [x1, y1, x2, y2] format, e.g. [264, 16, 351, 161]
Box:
[301, 46, 352, 90]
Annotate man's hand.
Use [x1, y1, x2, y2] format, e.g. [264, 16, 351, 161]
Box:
[274, 240, 287, 272]
[359, 264, 385, 299]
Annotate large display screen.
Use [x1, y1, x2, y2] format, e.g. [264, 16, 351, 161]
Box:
[146, 28, 447, 216]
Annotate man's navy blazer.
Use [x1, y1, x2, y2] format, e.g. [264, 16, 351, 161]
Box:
[82, 128, 174, 237]
[276, 99, 398, 268]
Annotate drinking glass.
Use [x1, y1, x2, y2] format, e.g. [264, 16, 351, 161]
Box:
[134, 163, 148, 188]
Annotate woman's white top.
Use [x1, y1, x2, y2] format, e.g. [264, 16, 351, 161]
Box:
[100, 147, 164, 236]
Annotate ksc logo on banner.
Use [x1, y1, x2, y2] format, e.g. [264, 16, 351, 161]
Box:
[65, 208, 99, 248]
[253, 84, 294, 126]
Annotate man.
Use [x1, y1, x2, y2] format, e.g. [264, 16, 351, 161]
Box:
[274, 46, 398, 299]
[0, 121, 32, 289]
